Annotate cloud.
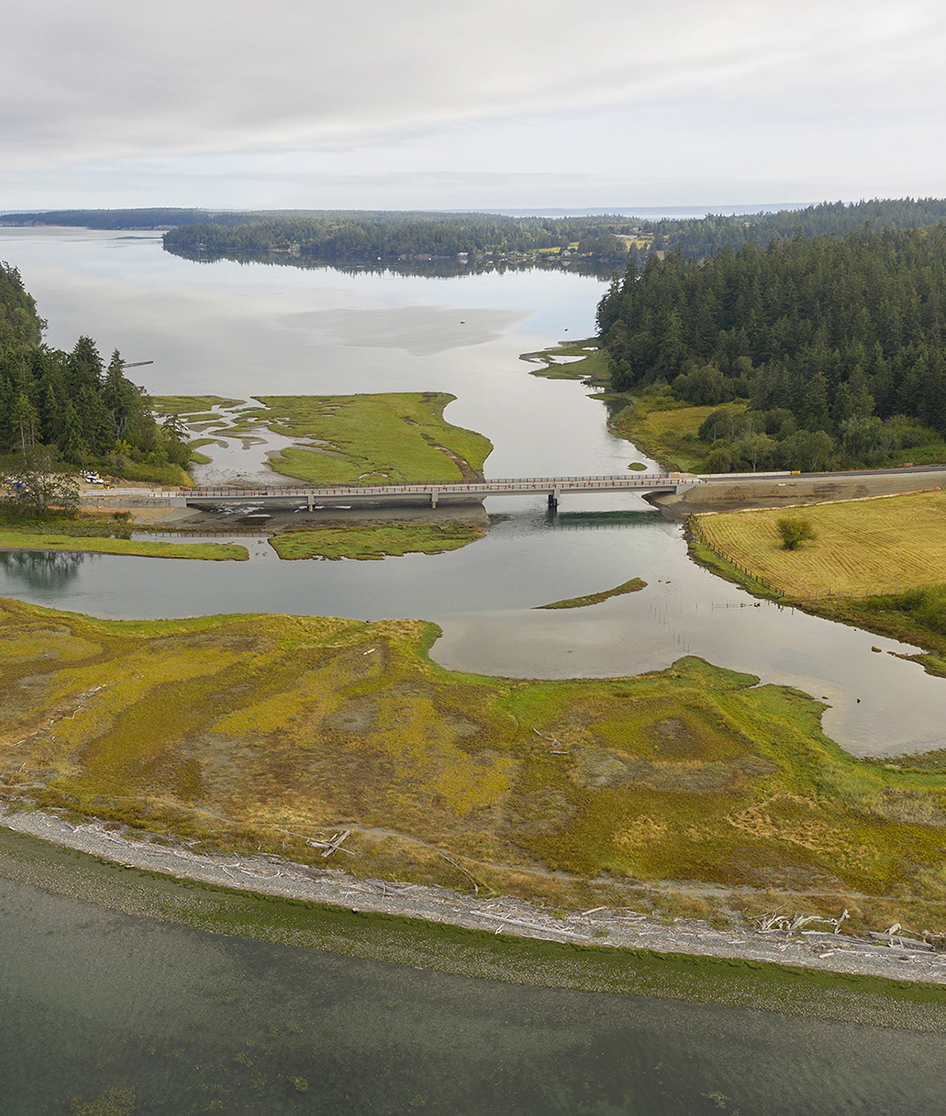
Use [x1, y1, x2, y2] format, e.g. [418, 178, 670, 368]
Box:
[4, 0, 944, 168]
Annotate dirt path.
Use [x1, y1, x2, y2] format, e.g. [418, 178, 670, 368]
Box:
[651, 470, 946, 518]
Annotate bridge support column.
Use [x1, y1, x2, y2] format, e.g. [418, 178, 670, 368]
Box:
[430, 488, 440, 509]
[548, 488, 560, 510]
[306, 494, 314, 510]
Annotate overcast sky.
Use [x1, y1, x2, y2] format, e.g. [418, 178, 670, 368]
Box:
[2, 0, 944, 212]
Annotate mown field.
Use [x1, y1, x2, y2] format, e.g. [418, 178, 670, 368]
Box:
[155, 392, 493, 487]
[6, 596, 946, 934]
[695, 488, 946, 599]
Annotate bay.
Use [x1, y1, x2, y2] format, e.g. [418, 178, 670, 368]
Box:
[2, 227, 946, 1113]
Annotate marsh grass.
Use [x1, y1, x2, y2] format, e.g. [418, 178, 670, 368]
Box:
[537, 577, 647, 609]
[521, 341, 610, 382]
[0, 528, 248, 561]
[217, 393, 492, 486]
[6, 598, 946, 929]
[270, 523, 483, 560]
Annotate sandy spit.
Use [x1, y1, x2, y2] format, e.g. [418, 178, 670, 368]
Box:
[3, 806, 946, 987]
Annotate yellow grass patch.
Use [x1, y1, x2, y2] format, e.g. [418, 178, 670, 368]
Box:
[696, 488, 946, 598]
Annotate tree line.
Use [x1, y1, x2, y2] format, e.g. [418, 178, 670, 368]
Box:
[0, 261, 189, 474]
[598, 225, 946, 472]
[624, 198, 946, 265]
[161, 213, 633, 265]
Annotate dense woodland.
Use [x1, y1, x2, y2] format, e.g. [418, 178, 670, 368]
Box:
[8, 199, 946, 270]
[598, 225, 946, 472]
[0, 262, 188, 474]
[626, 198, 946, 265]
[160, 213, 632, 265]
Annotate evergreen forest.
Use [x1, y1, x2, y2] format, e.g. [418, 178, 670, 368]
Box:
[597, 225, 946, 472]
[0, 261, 189, 478]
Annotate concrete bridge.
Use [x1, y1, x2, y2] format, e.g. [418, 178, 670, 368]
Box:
[82, 472, 703, 511]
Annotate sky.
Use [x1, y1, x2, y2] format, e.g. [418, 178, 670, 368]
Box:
[2, 0, 945, 213]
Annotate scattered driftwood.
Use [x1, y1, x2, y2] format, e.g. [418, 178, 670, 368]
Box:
[272, 826, 356, 856]
[532, 725, 568, 754]
[753, 909, 850, 934]
[321, 830, 353, 858]
[437, 849, 480, 895]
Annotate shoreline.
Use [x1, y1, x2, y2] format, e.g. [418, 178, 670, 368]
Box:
[5, 804, 946, 992]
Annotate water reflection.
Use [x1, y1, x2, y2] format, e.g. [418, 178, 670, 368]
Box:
[0, 549, 84, 591]
[164, 243, 614, 279]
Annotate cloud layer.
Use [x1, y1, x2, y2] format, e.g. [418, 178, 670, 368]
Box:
[2, 0, 945, 207]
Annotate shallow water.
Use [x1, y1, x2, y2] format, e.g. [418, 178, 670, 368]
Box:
[3, 873, 945, 1116]
[2, 503, 944, 756]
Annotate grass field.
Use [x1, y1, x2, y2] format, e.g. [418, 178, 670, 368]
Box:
[6, 596, 946, 933]
[610, 398, 744, 472]
[695, 488, 946, 599]
[270, 523, 484, 560]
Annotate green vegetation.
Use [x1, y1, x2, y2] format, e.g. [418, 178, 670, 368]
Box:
[0, 528, 246, 560]
[537, 577, 647, 609]
[777, 517, 817, 550]
[160, 212, 632, 269]
[519, 340, 611, 382]
[150, 395, 244, 416]
[12, 198, 946, 272]
[170, 392, 493, 486]
[270, 522, 484, 560]
[0, 262, 192, 483]
[613, 197, 946, 266]
[6, 597, 946, 935]
[609, 395, 742, 472]
[597, 226, 946, 472]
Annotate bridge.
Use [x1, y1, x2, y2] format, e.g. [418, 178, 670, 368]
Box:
[81, 472, 703, 511]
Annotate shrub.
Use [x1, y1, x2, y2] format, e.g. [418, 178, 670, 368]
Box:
[776, 517, 816, 550]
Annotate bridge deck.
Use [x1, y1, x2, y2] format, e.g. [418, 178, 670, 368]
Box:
[73, 473, 702, 510]
[180, 473, 701, 508]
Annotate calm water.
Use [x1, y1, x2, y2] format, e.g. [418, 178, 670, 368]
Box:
[3, 873, 946, 1116]
[3, 228, 946, 1111]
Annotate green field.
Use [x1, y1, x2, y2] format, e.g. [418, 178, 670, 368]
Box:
[156, 392, 494, 487]
[6, 596, 946, 935]
[270, 522, 484, 560]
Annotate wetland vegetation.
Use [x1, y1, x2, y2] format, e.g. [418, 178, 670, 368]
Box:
[269, 522, 484, 561]
[6, 596, 946, 937]
[155, 391, 492, 487]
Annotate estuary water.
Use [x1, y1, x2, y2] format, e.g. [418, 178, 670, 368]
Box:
[3, 227, 946, 1114]
[3, 226, 946, 755]
[4, 865, 946, 1116]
